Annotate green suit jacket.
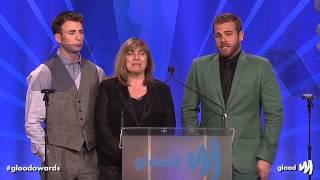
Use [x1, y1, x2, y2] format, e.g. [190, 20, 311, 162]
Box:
[182, 51, 283, 173]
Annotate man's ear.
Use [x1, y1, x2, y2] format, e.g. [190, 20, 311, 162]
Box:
[239, 31, 244, 42]
[54, 33, 62, 43]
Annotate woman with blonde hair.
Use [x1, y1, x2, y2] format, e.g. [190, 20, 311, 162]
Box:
[95, 37, 176, 179]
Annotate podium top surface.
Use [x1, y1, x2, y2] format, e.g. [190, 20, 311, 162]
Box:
[122, 127, 235, 136]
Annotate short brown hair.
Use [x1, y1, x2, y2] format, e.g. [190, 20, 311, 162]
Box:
[51, 11, 83, 34]
[213, 13, 242, 33]
[114, 37, 154, 86]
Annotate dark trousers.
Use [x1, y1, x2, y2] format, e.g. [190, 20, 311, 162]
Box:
[99, 165, 121, 180]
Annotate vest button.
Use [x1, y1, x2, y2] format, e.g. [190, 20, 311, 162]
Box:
[80, 118, 83, 121]
[79, 109, 82, 112]
[78, 100, 81, 103]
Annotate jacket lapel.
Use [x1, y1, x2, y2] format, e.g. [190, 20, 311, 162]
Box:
[209, 55, 226, 110]
[226, 52, 248, 109]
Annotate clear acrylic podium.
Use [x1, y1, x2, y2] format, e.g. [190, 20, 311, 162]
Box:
[122, 128, 234, 180]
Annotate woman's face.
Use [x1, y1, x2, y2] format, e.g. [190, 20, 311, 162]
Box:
[125, 48, 148, 76]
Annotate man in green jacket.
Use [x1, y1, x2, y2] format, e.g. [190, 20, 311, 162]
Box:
[182, 13, 283, 180]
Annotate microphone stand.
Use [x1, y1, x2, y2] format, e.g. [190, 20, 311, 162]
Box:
[302, 94, 314, 180]
[119, 110, 127, 149]
[41, 89, 55, 180]
[168, 66, 227, 128]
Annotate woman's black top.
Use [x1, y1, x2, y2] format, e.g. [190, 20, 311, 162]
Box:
[94, 77, 176, 167]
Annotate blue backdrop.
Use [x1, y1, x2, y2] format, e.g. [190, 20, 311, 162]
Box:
[0, 0, 319, 179]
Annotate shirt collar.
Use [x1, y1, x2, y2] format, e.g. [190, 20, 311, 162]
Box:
[219, 50, 241, 63]
[57, 48, 82, 65]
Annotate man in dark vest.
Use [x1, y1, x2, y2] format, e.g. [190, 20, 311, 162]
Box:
[25, 11, 105, 179]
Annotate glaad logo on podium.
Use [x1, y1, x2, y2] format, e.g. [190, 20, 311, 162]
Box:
[187, 138, 222, 179]
[134, 138, 222, 179]
[277, 160, 313, 175]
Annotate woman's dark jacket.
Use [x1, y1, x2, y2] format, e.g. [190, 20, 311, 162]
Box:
[94, 77, 176, 167]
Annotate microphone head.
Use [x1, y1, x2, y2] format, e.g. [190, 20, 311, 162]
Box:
[168, 66, 175, 73]
[41, 89, 56, 94]
[302, 94, 314, 100]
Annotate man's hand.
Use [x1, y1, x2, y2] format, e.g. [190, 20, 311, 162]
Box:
[257, 159, 271, 180]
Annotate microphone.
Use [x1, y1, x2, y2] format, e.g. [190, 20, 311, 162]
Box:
[41, 89, 56, 94]
[118, 74, 173, 148]
[302, 94, 315, 100]
[302, 94, 314, 113]
[48, 44, 59, 59]
[41, 89, 56, 106]
[168, 66, 227, 128]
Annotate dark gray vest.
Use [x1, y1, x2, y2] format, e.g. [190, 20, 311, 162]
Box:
[45, 56, 99, 151]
